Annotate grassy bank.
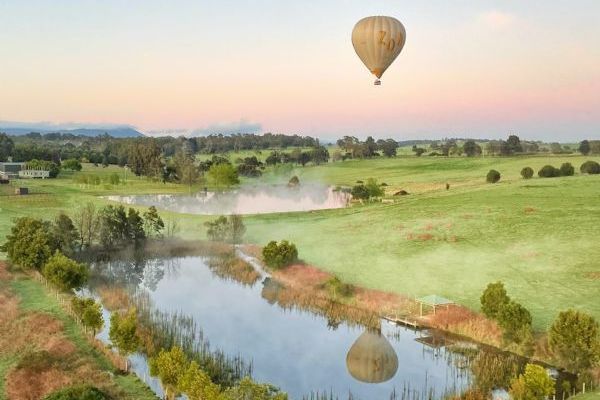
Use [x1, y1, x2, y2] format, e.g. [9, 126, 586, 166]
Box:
[0, 262, 156, 399]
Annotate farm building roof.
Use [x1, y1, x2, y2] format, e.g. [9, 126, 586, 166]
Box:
[416, 295, 454, 306]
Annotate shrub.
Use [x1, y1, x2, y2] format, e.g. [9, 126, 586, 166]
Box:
[351, 184, 370, 200]
[0, 217, 55, 270]
[580, 160, 600, 174]
[365, 178, 384, 197]
[71, 297, 104, 335]
[288, 175, 300, 186]
[61, 159, 82, 172]
[538, 165, 560, 178]
[108, 173, 120, 185]
[559, 162, 575, 176]
[486, 169, 501, 183]
[262, 240, 298, 269]
[497, 300, 532, 344]
[520, 167, 534, 179]
[42, 252, 88, 292]
[109, 309, 140, 371]
[549, 309, 600, 372]
[44, 385, 110, 400]
[509, 364, 554, 400]
[25, 159, 60, 178]
[480, 282, 510, 319]
[324, 277, 354, 298]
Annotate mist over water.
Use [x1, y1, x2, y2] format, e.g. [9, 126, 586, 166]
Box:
[105, 184, 350, 215]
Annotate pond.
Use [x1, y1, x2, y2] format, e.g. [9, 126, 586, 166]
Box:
[88, 252, 566, 400]
[105, 184, 350, 215]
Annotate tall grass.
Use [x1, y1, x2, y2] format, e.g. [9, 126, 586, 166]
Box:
[132, 291, 252, 387]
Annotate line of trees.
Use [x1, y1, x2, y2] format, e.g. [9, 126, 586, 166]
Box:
[481, 282, 600, 374]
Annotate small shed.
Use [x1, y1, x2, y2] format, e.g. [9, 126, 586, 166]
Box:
[416, 295, 454, 316]
[0, 162, 25, 178]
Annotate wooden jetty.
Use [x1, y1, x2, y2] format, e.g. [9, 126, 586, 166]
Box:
[382, 314, 423, 329]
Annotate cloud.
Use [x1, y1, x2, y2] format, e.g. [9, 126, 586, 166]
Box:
[477, 10, 518, 30]
[189, 119, 262, 137]
[0, 120, 136, 131]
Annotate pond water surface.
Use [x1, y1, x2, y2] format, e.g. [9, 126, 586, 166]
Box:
[90, 254, 488, 399]
[105, 184, 350, 215]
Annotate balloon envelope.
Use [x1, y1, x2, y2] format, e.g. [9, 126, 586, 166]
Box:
[351, 16, 406, 82]
[346, 330, 399, 383]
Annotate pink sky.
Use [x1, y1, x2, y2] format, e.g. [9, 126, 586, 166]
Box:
[1, 1, 599, 141]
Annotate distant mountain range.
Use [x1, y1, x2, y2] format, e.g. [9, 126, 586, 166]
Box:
[0, 122, 144, 138]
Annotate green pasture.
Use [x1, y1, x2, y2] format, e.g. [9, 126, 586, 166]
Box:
[1, 155, 600, 330]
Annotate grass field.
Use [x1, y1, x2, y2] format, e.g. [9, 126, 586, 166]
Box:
[1, 155, 599, 331]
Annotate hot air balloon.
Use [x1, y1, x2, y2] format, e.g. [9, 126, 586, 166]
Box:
[346, 330, 399, 383]
[351, 16, 406, 85]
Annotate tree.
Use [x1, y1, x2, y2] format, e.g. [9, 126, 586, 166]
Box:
[507, 135, 523, 153]
[379, 139, 398, 157]
[298, 151, 312, 166]
[351, 184, 370, 200]
[175, 150, 199, 190]
[52, 213, 78, 254]
[413, 147, 426, 157]
[509, 364, 554, 400]
[109, 309, 140, 372]
[538, 165, 561, 178]
[98, 205, 128, 248]
[521, 167, 534, 179]
[1, 217, 55, 270]
[222, 377, 287, 400]
[578, 140, 591, 155]
[559, 162, 574, 176]
[61, 158, 82, 171]
[126, 208, 146, 242]
[550, 142, 563, 154]
[42, 252, 88, 292]
[127, 138, 163, 177]
[149, 346, 188, 400]
[207, 163, 239, 188]
[486, 169, 501, 183]
[480, 282, 510, 319]
[262, 240, 298, 269]
[463, 140, 482, 157]
[549, 310, 600, 372]
[0, 133, 15, 162]
[229, 214, 246, 244]
[310, 146, 330, 165]
[204, 216, 230, 241]
[71, 297, 103, 335]
[72, 203, 99, 249]
[580, 160, 600, 174]
[364, 136, 377, 157]
[178, 360, 222, 400]
[143, 206, 165, 237]
[498, 300, 532, 344]
[265, 151, 282, 166]
[25, 159, 61, 178]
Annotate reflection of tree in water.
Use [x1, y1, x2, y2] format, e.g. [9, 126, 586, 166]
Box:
[140, 257, 182, 291]
[88, 248, 180, 292]
[470, 350, 524, 394]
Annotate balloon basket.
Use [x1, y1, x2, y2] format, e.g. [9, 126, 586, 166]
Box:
[374, 79, 381, 86]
